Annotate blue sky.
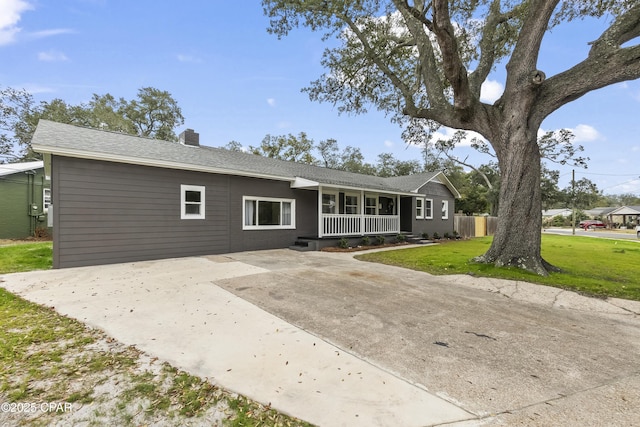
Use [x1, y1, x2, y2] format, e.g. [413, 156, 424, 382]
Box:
[2, 0, 639, 195]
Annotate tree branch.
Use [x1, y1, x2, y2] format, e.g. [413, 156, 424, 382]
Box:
[431, 0, 473, 111]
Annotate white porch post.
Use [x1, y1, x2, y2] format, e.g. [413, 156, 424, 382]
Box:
[318, 186, 323, 238]
[360, 190, 365, 235]
[397, 194, 401, 232]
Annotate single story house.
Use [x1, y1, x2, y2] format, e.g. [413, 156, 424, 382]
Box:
[542, 208, 572, 218]
[604, 206, 640, 227]
[0, 161, 51, 239]
[32, 120, 460, 268]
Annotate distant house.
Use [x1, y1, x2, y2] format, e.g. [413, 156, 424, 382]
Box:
[605, 206, 640, 227]
[542, 208, 572, 218]
[0, 161, 51, 239]
[32, 120, 460, 268]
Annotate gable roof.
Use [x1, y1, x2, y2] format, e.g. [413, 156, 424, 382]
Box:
[0, 161, 44, 177]
[607, 206, 640, 216]
[32, 120, 460, 197]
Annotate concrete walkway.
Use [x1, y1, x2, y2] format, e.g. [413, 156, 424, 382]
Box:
[2, 248, 640, 426]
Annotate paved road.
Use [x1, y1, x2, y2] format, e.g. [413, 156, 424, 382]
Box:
[544, 227, 639, 240]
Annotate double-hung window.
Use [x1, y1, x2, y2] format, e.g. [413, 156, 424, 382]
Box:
[416, 198, 424, 219]
[425, 199, 433, 219]
[243, 196, 295, 229]
[365, 195, 377, 215]
[442, 200, 449, 220]
[43, 188, 51, 212]
[345, 194, 359, 214]
[181, 185, 205, 219]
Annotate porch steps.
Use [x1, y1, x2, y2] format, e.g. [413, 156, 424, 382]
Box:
[289, 239, 319, 252]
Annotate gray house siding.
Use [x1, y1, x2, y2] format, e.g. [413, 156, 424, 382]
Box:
[52, 156, 318, 268]
[227, 176, 317, 253]
[404, 182, 455, 237]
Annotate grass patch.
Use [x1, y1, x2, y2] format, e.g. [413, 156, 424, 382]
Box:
[0, 241, 52, 273]
[356, 235, 640, 301]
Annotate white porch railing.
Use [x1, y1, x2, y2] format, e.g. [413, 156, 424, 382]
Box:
[321, 214, 400, 237]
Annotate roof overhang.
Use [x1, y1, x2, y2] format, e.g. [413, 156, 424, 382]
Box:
[290, 177, 417, 196]
[33, 144, 296, 184]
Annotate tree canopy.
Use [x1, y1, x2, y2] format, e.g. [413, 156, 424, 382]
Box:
[0, 86, 184, 160]
[263, 0, 640, 275]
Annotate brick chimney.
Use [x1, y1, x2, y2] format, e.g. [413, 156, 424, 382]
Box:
[179, 129, 199, 146]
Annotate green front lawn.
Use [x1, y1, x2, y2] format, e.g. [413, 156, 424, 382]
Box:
[356, 235, 640, 301]
[0, 241, 52, 273]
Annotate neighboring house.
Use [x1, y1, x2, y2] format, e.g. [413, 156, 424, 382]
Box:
[32, 120, 460, 268]
[542, 208, 572, 218]
[605, 206, 640, 227]
[0, 161, 51, 239]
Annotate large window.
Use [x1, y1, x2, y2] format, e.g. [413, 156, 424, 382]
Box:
[181, 185, 205, 219]
[425, 198, 433, 219]
[442, 200, 449, 220]
[243, 196, 295, 229]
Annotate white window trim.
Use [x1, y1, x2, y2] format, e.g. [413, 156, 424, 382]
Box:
[424, 198, 433, 219]
[181, 184, 206, 219]
[243, 196, 296, 230]
[442, 200, 449, 220]
[321, 190, 338, 214]
[416, 198, 424, 219]
[364, 194, 378, 215]
[43, 188, 51, 213]
[344, 192, 360, 215]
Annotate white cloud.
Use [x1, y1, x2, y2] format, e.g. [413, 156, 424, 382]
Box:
[267, 98, 276, 107]
[0, 0, 32, 45]
[539, 124, 601, 143]
[383, 140, 394, 148]
[38, 49, 68, 61]
[21, 83, 55, 94]
[570, 124, 601, 142]
[277, 121, 292, 129]
[29, 28, 74, 39]
[430, 127, 486, 147]
[177, 53, 203, 63]
[480, 79, 504, 103]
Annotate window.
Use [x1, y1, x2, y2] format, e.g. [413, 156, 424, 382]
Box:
[322, 193, 336, 214]
[243, 196, 295, 229]
[442, 200, 449, 220]
[365, 195, 377, 215]
[43, 188, 51, 212]
[345, 194, 359, 214]
[416, 198, 424, 219]
[425, 199, 433, 219]
[181, 185, 205, 219]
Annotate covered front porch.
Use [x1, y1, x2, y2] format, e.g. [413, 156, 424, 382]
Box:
[318, 188, 403, 237]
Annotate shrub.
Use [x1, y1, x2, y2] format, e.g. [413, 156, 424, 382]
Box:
[361, 236, 371, 246]
[338, 237, 349, 249]
[376, 235, 385, 245]
[432, 232, 440, 240]
[421, 232, 429, 239]
[396, 234, 406, 243]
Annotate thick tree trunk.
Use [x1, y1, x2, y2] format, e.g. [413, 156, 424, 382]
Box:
[474, 126, 559, 276]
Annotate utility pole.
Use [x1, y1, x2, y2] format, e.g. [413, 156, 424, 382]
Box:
[571, 169, 576, 235]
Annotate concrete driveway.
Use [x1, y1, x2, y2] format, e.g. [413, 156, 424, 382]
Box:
[2, 248, 640, 426]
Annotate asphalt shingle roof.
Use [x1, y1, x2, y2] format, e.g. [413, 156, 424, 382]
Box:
[32, 120, 454, 195]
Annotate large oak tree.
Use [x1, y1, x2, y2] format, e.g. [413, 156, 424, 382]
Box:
[263, 0, 640, 275]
